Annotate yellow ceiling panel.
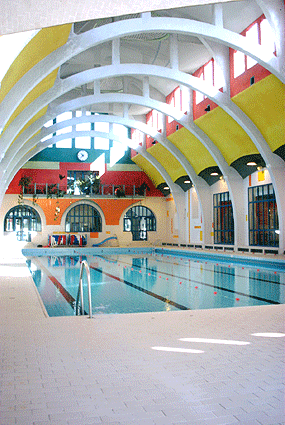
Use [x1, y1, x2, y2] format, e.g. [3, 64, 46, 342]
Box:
[195, 106, 258, 165]
[147, 143, 186, 181]
[132, 154, 165, 186]
[2, 69, 58, 139]
[168, 127, 217, 175]
[0, 24, 72, 103]
[232, 75, 285, 152]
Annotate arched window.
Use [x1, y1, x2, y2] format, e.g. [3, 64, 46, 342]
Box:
[65, 204, 102, 233]
[4, 205, 41, 241]
[124, 206, 156, 241]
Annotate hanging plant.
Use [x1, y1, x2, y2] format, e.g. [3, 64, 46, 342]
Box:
[18, 175, 33, 205]
[54, 200, 61, 221]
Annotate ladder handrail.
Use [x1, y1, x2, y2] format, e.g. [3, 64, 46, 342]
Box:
[76, 260, 92, 318]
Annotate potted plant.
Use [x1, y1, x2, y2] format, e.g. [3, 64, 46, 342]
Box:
[18, 175, 34, 204]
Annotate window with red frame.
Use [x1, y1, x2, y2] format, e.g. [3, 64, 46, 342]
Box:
[233, 17, 276, 79]
[167, 87, 181, 123]
[195, 59, 223, 105]
[147, 110, 163, 133]
[132, 128, 144, 147]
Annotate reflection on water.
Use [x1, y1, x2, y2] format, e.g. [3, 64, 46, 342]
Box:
[26, 253, 285, 317]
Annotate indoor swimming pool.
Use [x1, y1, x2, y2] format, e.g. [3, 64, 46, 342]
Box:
[25, 249, 285, 317]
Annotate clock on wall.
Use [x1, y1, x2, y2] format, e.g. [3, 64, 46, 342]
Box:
[77, 150, 88, 161]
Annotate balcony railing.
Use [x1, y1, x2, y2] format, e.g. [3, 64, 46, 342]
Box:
[22, 183, 148, 198]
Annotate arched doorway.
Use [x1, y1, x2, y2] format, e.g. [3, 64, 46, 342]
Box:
[124, 206, 156, 241]
[4, 205, 42, 241]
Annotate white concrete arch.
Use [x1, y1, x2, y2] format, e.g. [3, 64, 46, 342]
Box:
[0, 73, 242, 217]
[255, 0, 284, 62]
[1, 122, 185, 242]
[3, 115, 212, 244]
[0, 64, 222, 156]
[0, 71, 242, 218]
[1, 27, 282, 250]
[0, 12, 283, 132]
[0, 64, 279, 169]
[0, 111, 198, 185]
[2, 103, 225, 244]
[139, 148, 187, 243]
[1, 64, 270, 247]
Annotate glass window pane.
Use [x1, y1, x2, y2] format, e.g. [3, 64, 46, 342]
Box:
[234, 50, 245, 78]
[204, 61, 213, 85]
[75, 137, 91, 149]
[44, 119, 53, 128]
[260, 19, 275, 55]
[56, 138, 72, 148]
[94, 137, 109, 150]
[76, 122, 90, 131]
[95, 122, 109, 133]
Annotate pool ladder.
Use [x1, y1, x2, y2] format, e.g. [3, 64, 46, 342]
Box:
[76, 260, 93, 318]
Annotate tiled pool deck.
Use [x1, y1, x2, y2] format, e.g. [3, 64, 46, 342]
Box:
[0, 249, 284, 425]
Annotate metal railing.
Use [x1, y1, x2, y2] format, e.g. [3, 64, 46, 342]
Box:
[23, 183, 148, 198]
[76, 260, 93, 318]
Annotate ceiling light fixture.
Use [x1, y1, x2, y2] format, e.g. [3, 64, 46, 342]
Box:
[184, 180, 190, 184]
[163, 186, 169, 190]
[210, 172, 218, 176]
[247, 161, 257, 166]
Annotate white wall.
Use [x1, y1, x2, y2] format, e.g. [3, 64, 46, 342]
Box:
[185, 169, 273, 247]
[0, 194, 170, 248]
[0, 168, 276, 251]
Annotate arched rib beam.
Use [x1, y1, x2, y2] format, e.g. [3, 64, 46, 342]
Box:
[2, 90, 233, 244]
[1, 128, 186, 244]
[137, 147, 187, 243]
[0, 64, 259, 247]
[0, 65, 252, 248]
[0, 13, 283, 131]
[256, 0, 285, 64]
[1, 65, 283, 250]
[2, 114, 212, 244]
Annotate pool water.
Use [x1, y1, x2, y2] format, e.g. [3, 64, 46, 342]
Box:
[27, 252, 285, 317]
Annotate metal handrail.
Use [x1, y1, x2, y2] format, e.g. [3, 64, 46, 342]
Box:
[76, 260, 92, 318]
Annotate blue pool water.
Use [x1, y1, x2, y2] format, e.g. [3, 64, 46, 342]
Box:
[26, 250, 285, 317]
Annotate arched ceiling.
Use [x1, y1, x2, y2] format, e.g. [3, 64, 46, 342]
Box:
[0, 0, 239, 36]
[0, 0, 284, 204]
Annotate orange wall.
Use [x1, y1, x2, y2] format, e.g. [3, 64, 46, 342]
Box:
[31, 198, 141, 226]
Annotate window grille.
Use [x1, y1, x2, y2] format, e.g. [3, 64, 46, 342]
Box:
[248, 184, 279, 247]
[213, 192, 234, 244]
[65, 204, 102, 233]
[124, 206, 156, 241]
[4, 205, 41, 241]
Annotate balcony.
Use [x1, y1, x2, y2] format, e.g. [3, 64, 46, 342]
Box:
[22, 183, 148, 198]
